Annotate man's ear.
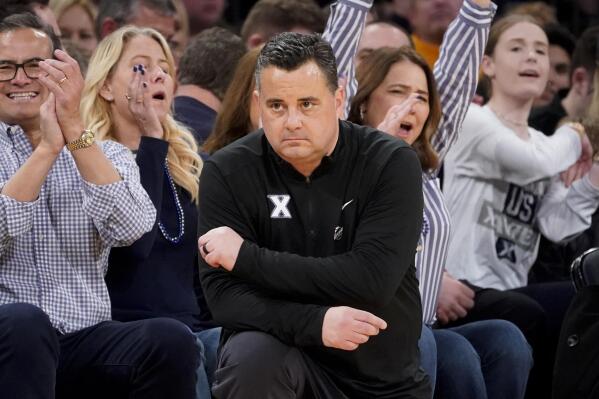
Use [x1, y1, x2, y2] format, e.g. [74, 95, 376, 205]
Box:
[100, 18, 118, 39]
[99, 79, 114, 102]
[571, 67, 590, 95]
[247, 33, 265, 49]
[481, 54, 495, 78]
[335, 84, 346, 119]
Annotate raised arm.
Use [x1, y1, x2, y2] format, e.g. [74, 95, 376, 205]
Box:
[322, 0, 373, 118]
[430, 0, 496, 169]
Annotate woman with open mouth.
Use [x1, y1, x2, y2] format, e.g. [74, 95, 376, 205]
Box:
[441, 12, 599, 399]
[79, 25, 219, 399]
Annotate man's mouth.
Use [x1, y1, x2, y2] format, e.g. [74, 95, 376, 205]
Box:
[7, 91, 38, 101]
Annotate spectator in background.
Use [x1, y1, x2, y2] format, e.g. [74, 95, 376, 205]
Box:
[175, 27, 246, 146]
[0, 12, 198, 399]
[529, 26, 599, 136]
[50, 0, 98, 56]
[202, 48, 261, 154]
[241, 0, 326, 49]
[442, 14, 599, 398]
[182, 0, 226, 36]
[171, 0, 190, 64]
[533, 24, 576, 108]
[80, 25, 218, 399]
[355, 21, 412, 66]
[409, 0, 461, 69]
[96, 0, 176, 43]
[1, 0, 61, 34]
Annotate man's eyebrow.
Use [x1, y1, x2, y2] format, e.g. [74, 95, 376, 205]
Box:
[298, 96, 319, 102]
[0, 57, 44, 64]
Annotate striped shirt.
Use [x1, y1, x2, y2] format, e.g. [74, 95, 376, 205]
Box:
[326, 0, 496, 325]
[0, 123, 156, 333]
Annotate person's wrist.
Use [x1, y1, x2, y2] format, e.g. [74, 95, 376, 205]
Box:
[36, 141, 63, 157]
[62, 121, 85, 142]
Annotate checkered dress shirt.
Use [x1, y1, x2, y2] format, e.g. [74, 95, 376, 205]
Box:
[0, 122, 156, 334]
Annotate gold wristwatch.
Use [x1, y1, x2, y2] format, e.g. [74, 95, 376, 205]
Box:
[67, 129, 95, 152]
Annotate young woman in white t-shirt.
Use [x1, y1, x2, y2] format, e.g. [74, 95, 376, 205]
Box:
[441, 14, 599, 398]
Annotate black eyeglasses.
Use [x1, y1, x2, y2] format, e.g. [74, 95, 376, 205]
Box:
[0, 58, 44, 82]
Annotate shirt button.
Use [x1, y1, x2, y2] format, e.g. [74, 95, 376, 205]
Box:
[309, 229, 316, 238]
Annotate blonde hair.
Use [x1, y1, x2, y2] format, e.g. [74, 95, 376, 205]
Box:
[49, 0, 97, 22]
[81, 26, 202, 200]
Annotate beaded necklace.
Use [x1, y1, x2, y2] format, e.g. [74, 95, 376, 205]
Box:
[158, 158, 185, 244]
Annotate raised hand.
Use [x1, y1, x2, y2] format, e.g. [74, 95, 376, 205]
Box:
[376, 95, 419, 139]
[38, 92, 65, 155]
[37, 49, 85, 142]
[322, 306, 387, 351]
[126, 64, 164, 139]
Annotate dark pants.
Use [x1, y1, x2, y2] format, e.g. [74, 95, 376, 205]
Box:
[212, 331, 348, 399]
[442, 281, 574, 399]
[0, 302, 199, 399]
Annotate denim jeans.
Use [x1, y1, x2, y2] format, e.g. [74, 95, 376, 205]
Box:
[419, 324, 437, 396]
[194, 327, 221, 399]
[433, 319, 532, 399]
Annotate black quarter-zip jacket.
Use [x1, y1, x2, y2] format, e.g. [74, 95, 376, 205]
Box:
[198, 120, 429, 398]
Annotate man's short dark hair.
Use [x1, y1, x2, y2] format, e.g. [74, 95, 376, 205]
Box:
[255, 32, 338, 93]
[241, 0, 326, 44]
[570, 26, 599, 76]
[0, 12, 60, 54]
[545, 24, 576, 58]
[178, 27, 246, 100]
[95, 0, 176, 38]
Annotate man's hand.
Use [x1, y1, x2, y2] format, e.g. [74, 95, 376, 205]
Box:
[38, 92, 65, 155]
[198, 226, 244, 271]
[436, 272, 475, 325]
[38, 49, 85, 142]
[322, 306, 387, 351]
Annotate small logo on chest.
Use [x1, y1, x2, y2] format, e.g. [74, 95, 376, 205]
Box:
[267, 194, 292, 219]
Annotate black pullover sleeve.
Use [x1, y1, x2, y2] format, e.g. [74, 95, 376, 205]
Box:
[198, 160, 328, 347]
[232, 147, 423, 308]
[111, 137, 168, 261]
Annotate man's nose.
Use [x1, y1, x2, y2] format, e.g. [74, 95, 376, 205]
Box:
[11, 66, 32, 85]
[285, 108, 302, 130]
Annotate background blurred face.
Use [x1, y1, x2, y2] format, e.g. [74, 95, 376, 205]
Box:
[409, 0, 461, 43]
[535, 44, 571, 106]
[0, 28, 52, 128]
[104, 35, 174, 125]
[58, 5, 98, 56]
[356, 23, 412, 66]
[255, 61, 343, 172]
[128, 5, 176, 43]
[485, 22, 549, 102]
[364, 61, 430, 144]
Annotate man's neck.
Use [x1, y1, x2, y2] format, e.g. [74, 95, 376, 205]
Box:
[561, 90, 587, 120]
[175, 85, 221, 112]
[17, 119, 42, 149]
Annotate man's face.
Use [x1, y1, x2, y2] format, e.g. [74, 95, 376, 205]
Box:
[534, 44, 571, 107]
[128, 5, 176, 43]
[356, 23, 412, 66]
[410, 0, 461, 43]
[255, 61, 343, 174]
[0, 28, 52, 127]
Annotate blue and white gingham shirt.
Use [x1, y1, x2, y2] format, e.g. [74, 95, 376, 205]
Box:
[0, 122, 156, 334]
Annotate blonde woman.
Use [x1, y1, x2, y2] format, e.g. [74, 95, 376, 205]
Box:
[49, 0, 98, 56]
[80, 26, 217, 399]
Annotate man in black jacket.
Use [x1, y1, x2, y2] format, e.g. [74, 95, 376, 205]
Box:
[197, 32, 429, 398]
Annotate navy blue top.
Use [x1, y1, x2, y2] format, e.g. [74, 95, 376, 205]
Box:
[106, 137, 213, 331]
[174, 96, 216, 146]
